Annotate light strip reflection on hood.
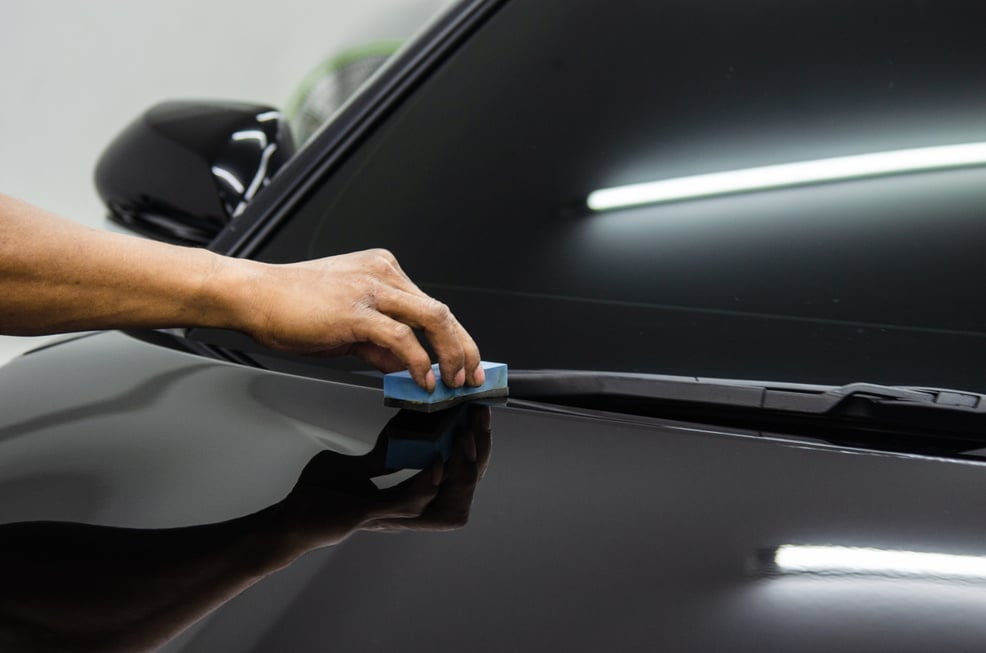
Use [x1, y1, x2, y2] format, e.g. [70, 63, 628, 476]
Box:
[588, 142, 986, 211]
[774, 545, 986, 580]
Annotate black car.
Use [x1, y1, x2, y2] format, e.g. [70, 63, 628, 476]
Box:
[2, 0, 986, 650]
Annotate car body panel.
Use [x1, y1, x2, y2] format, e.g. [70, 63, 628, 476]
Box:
[6, 0, 986, 649]
[3, 333, 986, 651]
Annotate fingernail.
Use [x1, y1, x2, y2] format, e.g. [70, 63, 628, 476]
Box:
[425, 369, 436, 392]
[454, 368, 466, 388]
[472, 364, 486, 386]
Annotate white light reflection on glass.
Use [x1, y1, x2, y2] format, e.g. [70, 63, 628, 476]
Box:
[210, 166, 245, 194]
[231, 130, 269, 147]
[588, 142, 986, 211]
[255, 110, 281, 123]
[774, 545, 986, 580]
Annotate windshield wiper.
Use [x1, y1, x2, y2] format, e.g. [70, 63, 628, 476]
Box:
[508, 370, 986, 445]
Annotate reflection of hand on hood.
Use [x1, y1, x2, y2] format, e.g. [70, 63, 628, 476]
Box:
[0, 404, 491, 653]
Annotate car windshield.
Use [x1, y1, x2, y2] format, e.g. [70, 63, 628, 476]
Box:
[253, 0, 986, 392]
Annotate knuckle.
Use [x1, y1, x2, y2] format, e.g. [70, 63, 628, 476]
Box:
[429, 301, 453, 325]
[371, 248, 397, 265]
[437, 345, 464, 368]
[390, 323, 415, 343]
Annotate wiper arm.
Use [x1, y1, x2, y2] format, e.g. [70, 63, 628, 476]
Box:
[763, 382, 983, 414]
[510, 370, 984, 411]
[508, 370, 986, 440]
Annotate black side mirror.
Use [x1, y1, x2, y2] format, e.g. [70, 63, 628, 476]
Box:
[94, 100, 295, 246]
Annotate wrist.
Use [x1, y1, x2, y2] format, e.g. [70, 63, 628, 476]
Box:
[194, 252, 271, 335]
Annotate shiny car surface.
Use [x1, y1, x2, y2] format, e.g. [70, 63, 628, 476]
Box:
[2, 0, 986, 651]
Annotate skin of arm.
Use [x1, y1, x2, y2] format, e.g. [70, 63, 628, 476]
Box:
[0, 194, 484, 391]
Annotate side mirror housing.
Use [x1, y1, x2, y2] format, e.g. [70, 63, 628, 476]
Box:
[94, 100, 295, 246]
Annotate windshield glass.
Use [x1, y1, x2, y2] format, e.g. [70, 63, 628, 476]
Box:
[255, 0, 986, 392]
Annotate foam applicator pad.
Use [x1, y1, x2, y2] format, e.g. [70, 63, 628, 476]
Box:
[384, 362, 508, 412]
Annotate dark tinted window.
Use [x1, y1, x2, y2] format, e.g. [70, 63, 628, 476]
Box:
[257, 0, 986, 390]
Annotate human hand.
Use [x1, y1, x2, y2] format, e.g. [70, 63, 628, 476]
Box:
[233, 249, 484, 391]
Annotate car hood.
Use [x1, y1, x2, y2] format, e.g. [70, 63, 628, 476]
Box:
[1, 332, 986, 652]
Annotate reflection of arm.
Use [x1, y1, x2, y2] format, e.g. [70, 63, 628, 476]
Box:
[0, 406, 491, 653]
[0, 507, 293, 653]
[0, 473, 436, 653]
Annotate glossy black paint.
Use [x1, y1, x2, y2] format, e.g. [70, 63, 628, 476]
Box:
[3, 333, 986, 651]
[95, 101, 295, 246]
[5, 0, 986, 650]
[0, 337, 487, 651]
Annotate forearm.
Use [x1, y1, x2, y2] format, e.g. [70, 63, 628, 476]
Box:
[0, 193, 485, 389]
[0, 194, 251, 336]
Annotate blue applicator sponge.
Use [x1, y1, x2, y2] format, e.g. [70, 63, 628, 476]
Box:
[384, 361, 508, 412]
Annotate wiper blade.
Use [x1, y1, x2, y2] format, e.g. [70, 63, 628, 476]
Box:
[508, 370, 986, 439]
[764, 381, 983, 414]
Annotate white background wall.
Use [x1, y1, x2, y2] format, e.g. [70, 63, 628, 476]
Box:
[0, 0, 450, 362]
